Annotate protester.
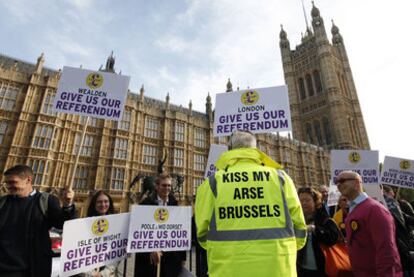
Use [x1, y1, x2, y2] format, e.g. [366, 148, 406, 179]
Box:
[333, 195, 349, 236]
[318, 185, 335, 216]
[195, 130, 307, 277]
[81, 190, 121, 277]
[399, 198, 414, 217]
[337, 171, 402, 276]
[382, 185, 414, 276]
[297, 187, 339, 276]
[87, 190, 115, 216]
[134, 173, 186, 277]
[0, 164, 76, 277]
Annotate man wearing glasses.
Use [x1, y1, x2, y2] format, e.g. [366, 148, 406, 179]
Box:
[336, 170, 402, 276]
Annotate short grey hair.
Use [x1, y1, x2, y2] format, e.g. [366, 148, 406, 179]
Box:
[228, 130, 257, 149]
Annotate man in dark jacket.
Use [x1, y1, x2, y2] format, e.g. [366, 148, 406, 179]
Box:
[383, 185, 414, 275]
[0, 165, 76, 277]
[134, 172, 186, 277]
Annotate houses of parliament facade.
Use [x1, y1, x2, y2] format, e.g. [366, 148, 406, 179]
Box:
[0, 3, 369, 214]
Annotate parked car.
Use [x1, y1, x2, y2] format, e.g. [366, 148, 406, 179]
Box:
[50, 228, 62, 277]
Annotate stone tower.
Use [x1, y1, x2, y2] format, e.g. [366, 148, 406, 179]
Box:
[279, 2, 370, 150]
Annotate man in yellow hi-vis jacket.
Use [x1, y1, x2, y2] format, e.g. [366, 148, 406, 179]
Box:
[195, 130, 307, 277]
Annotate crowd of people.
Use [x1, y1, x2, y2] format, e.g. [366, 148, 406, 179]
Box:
[195, 131, 414, 277]
[1, 130, 414, 277]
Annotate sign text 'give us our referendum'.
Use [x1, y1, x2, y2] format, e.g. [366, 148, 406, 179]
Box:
[214, 86, 292, 137]
[53, 66, 130, 121]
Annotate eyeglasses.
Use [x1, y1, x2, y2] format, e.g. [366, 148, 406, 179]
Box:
[335, 178, 356, 185]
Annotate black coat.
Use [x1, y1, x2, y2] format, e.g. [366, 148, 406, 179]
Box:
[0, 191, 76, 277]
[297, 207, 339, 277]
[134, 193, 186, 277]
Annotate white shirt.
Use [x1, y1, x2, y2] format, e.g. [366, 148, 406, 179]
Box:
[157, 195, 169, 206]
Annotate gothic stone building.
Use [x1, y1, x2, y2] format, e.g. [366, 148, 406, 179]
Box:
[0, 3, 367, 215]
[280, 3, 370, 150]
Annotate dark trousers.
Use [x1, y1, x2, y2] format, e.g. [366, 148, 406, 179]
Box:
[0, 272, 28, 277]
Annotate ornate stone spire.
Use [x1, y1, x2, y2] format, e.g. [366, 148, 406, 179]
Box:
[165, 92, 170, 109]
[279, 24, 290, 49]
[226, 78, 233, 92]
[35, 53, 44, 74]
[140, 84, 145, 101]
[331, 20, 343, 44]
[189, 100, 193, 115]
[105, 51, 115, 73]
[311, 1, 320, 18]
[206, 92, 212, 120]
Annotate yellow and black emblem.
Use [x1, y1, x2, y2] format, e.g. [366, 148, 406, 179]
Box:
[348, 152, 361, 164]
[86, 73, 104, 89]
[400, 160, 411, 170]
[154, 207, 169, 223]
[350, 220, 358, 232]
[241, 90, 259, 106]
[92, 218, 109, 236]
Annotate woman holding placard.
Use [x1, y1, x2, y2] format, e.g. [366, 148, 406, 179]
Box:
[80, 190, 121, 277]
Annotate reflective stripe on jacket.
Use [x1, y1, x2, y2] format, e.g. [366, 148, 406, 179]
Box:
[195, 148, 307, 277]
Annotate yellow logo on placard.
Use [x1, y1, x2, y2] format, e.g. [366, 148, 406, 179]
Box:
[348, 152, 361, 164]
[154, 208, 169, 223]
[91, 218, 109, 236]
[400, 160, 411, 170]
[241, 90, 259, 106]
[86, 73, 104, 89]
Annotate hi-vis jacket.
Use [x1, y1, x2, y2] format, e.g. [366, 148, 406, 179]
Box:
[195, 148, 307, 277]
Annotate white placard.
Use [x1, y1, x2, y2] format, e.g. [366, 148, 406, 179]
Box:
[363, 184, 386, 205]
[327, 182, 341, 207]
[380, 156, 414, 189]
[204, 144, 228, 178]
[213, 86, 292, 137]
[331, 150, 379, 185]
[60, 213, 130, 277]
[127, 206, 191, 253]
[53, 66, 130, 121]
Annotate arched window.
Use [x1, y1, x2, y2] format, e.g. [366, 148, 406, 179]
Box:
[306, 123, 313, 144]
[313, 120, 323, 145]
[342, 75, 351, 98]
[313, 70, 323, 93]
[322, 117, 332, 145]
[337, 72, 344, 95]
[306, 74, 315, 97]
[298, 78, 306, 100]
[348, 117, 356, 145]
[352, 119, 362, 146]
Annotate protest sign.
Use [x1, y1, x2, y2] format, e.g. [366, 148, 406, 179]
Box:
[380, 156, 414, 189]
[364, 184, 386, 205]
[127, 205, 191, 253]
[204, 144, 228, 178]
[213, 86, 291, 137]
[327, 182, 341, 207]
[54, 66, 130, 121]
[60, 213, 130, 277]
[331, 150, 379, 185]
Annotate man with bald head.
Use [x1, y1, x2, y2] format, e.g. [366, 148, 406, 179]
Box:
[336, 170, 402, 276]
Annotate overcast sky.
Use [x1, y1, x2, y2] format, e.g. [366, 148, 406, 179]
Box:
[0, 0, 413, 162]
